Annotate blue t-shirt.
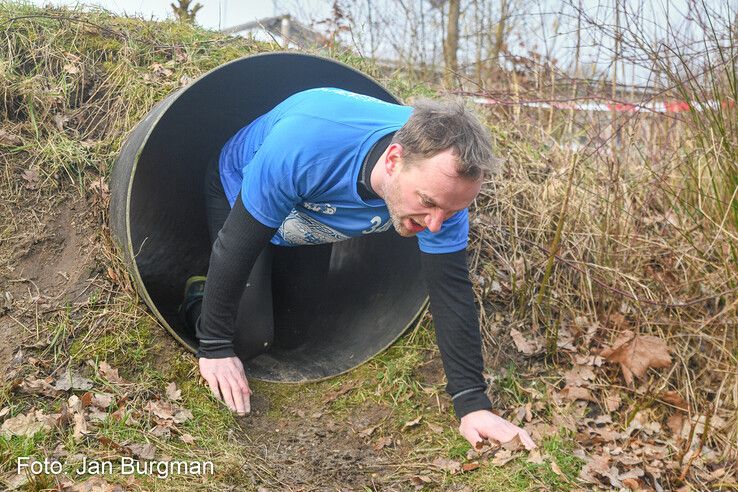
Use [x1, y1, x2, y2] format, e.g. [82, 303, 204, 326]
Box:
[218, 87, 468, 254]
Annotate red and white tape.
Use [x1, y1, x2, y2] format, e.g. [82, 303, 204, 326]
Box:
[472, 97, 734, 113]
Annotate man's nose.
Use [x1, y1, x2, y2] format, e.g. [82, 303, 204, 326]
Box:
[425, 209, 445, 233]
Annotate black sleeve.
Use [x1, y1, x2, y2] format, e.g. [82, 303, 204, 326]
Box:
[196, 193, 277, 358]
[420, 249, 493, 419]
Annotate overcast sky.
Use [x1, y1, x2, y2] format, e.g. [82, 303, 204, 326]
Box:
[29, 0, 332, 31]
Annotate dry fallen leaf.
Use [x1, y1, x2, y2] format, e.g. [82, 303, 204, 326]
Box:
[427, 422, 444, 434]
[129, 442, 156, 460]
[54, 369, 94, 391]
[510, 328, 543, 355]
[527, 448, 544, 464]
[403, 416, 422, 429]
[564, 364, 596, 387]
[660, 390, 688, 411]
[61, 477, 124, 492]
[432, 457, 461, 473]
[358, 424, 379, 438]
[501, 434, 526, 452]
[372, 436, 393, 451]
[462, 462, 480, 472]
[410, 474, 432, 487]
[1, 411, 53, 438]
[165, 382, 181, 401]
[560, 385, 597, 403]
[604, 394, 622, 412]
[73, 413, 88, 441]
[600, 330, 672, 385]
[19, 377, 61, 398]
[491, 448, 517, 466]
[0, 129, 23, 147]
[99, 361, 126, 383]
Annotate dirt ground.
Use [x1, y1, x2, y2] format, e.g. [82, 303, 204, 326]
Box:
[241, 356, 453, 489]
[0, 191, 101, 375]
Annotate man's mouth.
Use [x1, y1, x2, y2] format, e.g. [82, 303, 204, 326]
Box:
[407, 218, 425, 233]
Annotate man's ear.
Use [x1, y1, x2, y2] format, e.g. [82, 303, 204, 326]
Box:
[385, 143, 403, 175]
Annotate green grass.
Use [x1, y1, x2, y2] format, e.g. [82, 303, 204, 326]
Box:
[443, 434, 583, 491]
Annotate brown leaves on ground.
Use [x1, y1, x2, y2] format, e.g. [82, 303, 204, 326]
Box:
[165, 381, 182, 401]
[98, 361, 126, 384]
[494, 319, 731, 489]
[600, 330, 672, 385]
[0, 128, 24, 147]
[322, 380, 361, 404]
[3, 358, 194, 460]
[60, 476, 125, 492]
[144, 398, 193, 424]
[1, 410, 55, 438]
[54, 368, 94, 391]
[21, 167, 40, 190]
[402, 416, 422, 429]
[510, 328, 544, 355]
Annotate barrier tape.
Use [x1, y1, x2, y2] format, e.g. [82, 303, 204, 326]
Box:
[471, 97, 735, 113]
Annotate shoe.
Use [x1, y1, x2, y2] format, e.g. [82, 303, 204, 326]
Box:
[178, 275, 206, 325]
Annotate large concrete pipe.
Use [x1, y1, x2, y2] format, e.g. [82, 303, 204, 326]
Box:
[109, 52, 428, 382]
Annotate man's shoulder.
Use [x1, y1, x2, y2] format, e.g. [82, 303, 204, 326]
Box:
[288, 87, 399, 106]
[275, 88, 407, 121]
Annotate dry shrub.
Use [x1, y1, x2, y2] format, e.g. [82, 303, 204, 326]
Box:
[466, 47, 737, 472]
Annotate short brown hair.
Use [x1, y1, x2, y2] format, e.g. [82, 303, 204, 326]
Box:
[392, 98, 496, 180]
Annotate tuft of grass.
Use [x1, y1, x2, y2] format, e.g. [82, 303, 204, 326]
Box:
[443, 433, 584, 491]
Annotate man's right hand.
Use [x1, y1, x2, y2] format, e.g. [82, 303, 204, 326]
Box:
[198, 356, 252, 415]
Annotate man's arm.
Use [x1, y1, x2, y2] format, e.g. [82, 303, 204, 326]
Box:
[420, 250, 536, 449]
[198, 192, 277, 356]
[420, 249, 492, 416]
[196, 192, 276, 413]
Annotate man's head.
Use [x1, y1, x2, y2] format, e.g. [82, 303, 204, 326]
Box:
[375, 98, 497, 237]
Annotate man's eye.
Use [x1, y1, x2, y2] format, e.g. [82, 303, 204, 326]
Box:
[421, 198, 433, 207]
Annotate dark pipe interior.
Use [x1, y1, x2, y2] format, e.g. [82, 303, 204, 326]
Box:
[113, 53, 428, 382]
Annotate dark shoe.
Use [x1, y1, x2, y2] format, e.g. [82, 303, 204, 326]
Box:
[178, 275, 206, 326]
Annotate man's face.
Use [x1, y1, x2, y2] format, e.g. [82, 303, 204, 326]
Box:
[382, 146, 482, 237]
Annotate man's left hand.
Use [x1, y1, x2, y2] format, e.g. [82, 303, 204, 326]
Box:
[459, 409, 537, 450]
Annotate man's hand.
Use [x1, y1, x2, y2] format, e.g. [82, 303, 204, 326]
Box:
[459, 409, 536, 450]
[198, 356, 252, 415]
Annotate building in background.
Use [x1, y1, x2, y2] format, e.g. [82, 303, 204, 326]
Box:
[222, 15, 328, 49]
